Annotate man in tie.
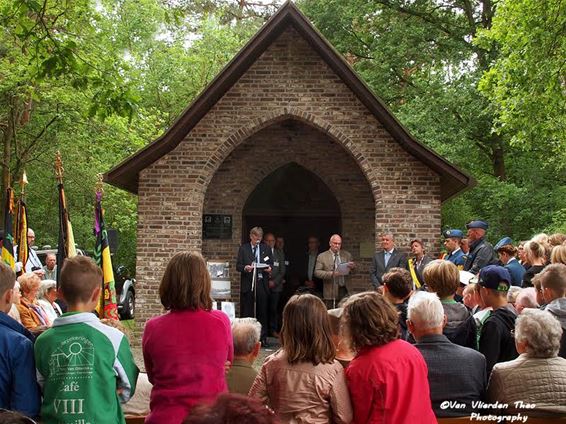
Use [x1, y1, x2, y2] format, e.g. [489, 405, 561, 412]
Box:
[263, 233, 285, 336]
[236, 227, 272, 344]
[314, 234, 355, 306]
[370, 233, 408, 289]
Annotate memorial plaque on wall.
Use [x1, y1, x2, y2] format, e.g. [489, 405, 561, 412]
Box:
[203, 214, 232, 239]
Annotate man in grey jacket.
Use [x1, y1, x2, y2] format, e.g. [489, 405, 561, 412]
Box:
[264, 233, 286, 336]
[539, 263, 566, 358]
[407, 291, 487, 417]
[463, 221, 498, 275]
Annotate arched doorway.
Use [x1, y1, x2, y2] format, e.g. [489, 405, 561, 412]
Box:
[242, 162, 341, 283]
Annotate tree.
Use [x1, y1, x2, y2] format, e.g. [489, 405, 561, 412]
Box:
[1, 0, 264, 270]
[477, 0, 566, 166]
[299, 0, 566, 241]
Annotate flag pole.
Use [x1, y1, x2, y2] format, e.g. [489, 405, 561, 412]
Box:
[55, 152, 64, 286]
[15, 171, 29, 273]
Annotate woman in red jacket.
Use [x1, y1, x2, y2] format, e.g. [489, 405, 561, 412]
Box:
[342, 291, 436, 424]
[142, 251, 233, 424]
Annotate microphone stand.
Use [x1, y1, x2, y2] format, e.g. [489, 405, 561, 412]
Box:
[333, 252, 338, 309]
[252, 262, 258, 319]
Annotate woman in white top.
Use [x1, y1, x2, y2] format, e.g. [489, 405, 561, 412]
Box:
[37, 279, 62, 323]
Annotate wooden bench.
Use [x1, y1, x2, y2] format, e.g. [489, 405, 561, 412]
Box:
[438, 417, 566, 423]
[127, 415, 566, 423]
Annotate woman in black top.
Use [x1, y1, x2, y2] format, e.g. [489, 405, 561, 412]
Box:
[522, 240, 546, 287]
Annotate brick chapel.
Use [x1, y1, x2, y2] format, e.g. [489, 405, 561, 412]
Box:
[105, 2, 473, 332]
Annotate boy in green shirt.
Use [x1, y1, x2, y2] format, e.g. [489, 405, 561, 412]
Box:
[35, 256, 138, 424]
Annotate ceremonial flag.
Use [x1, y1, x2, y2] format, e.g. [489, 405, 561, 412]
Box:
[14, 195, 28, 270]
[1, 188, 15, 269]
[55, 152, 76, 285]
[94, 190, 118, 320]
[56, 181, 77, 284]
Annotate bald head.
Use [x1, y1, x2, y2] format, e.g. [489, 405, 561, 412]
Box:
[329, 234, 342, 253]
[27, 228, 35, 245]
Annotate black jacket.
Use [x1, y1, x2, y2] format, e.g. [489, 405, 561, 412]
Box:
[478, 305, 518, 375]
[236, 242, 273, 293]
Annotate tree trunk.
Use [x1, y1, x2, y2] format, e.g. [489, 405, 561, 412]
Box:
[492, 142, 506, 181]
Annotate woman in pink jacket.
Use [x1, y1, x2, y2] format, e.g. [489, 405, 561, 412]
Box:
[142, 251, 233, 424]
[249, 293, 352, 423]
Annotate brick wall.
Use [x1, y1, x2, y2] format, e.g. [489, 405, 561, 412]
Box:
[133, 27, 441, 342]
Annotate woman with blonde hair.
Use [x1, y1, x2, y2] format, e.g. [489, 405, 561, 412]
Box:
[15, 272, 50, 331]
[522, 240, 546, 287]
[423, 260, 476, 348]
[551, 244, 566, 265]
[250, 294, 352, 424]
[142, 251, 233, 424]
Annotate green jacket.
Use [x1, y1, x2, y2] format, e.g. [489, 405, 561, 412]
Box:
[35, 312, 139, 424]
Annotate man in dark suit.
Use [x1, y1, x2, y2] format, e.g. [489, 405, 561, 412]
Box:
[407, 291, 487, 417]
[236, 227, 272, 344]
[302, 236, 323, 295]
[263, 233, 285, 336]
[370, 233, 408, 289]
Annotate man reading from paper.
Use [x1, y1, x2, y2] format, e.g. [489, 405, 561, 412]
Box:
[236, 226, 272, 346]
[314, 234, 355, 305]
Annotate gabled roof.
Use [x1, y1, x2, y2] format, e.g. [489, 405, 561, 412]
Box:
[104, 1, 474, 201]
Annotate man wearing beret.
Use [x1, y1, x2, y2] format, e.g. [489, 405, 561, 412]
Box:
[477, 265, 518, 374]
[442, 229, 466, 269]
[463, 221, 498, 275]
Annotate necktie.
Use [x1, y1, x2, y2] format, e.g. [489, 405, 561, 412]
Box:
[253, 245, 258, 261]
[384, 251, 391, 267]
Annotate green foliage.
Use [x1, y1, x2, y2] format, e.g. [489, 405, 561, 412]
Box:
[1, 0, 564, 272]
[299, 0, 565, 244]
[1, 0, 264, 272]
[477, 0, 566, 164]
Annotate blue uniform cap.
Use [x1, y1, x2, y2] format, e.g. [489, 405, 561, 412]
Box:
[479, 265, 511, 291]
[466, 220, 489, 231]
[443, 229, 464, 239]
[494, 236, 513, 251]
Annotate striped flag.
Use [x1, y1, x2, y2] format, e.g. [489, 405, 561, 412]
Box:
[56, 181, 77, 284]
[1, 188, 15, 269]
[14, 197, 28, 270]
[94, 190, 118, 320]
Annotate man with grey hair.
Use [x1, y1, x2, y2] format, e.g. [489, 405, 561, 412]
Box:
[407, 291, 486, 417]
[314, 234, 355, 305]
[488, 309, 566, 415]
[42, 253, 57, 281]
[236, 227, 272, 345]
[226, 318, 262, 395]
[370, 233, 407, 289]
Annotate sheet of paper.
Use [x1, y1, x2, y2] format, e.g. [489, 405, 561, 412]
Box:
[336, 262, 351, 276]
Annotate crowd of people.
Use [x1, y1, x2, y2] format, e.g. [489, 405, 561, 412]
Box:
[1, 221, 566, 423]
